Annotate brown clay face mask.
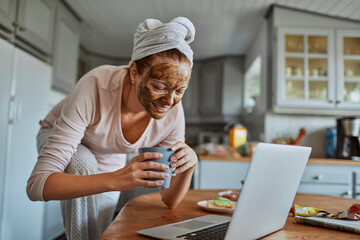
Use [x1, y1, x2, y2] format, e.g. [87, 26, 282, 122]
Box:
[138, 63, 191, 119]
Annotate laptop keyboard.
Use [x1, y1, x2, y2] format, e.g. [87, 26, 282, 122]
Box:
[176, 221, 230, 240]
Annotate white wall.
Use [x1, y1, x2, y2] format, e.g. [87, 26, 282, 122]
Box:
[243, 19, 268, 141]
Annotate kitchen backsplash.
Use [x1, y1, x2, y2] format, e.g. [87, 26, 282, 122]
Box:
[264, 112, 338, 158]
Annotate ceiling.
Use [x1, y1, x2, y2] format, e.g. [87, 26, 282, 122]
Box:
[65, 0, 360, 60]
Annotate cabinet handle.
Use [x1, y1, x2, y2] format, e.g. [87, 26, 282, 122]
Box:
[8, 96, 15, 124]
[15, 98, 22, 121]
[313, 175, 323, 180]
[341, 191, 360, 198]
[12, 21, 19, 28]
[8, 97, 21, 124]
[328, 100, 334, 103]
[335, 100, 341, 104]
[341, 191, 352, 198]
[19, 25, 26, 31]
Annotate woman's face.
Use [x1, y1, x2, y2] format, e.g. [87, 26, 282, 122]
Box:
[137, 60, 191, 119]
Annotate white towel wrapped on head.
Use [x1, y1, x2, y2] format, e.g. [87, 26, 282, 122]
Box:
[131, 16, 195, 66]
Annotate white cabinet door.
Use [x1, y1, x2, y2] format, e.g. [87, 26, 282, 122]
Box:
[297, 184, 351, 198]
[0, 0, 16, 38]
[1, 47, 51, 240]
[16, 0, 56, 55]
[43, 201, 64, 240]
[0, 37, 14, 238]
[336, 29, 360, 109]
[52, 1, 80, 93]
[0, 0, 16, 33]
[198, 160, 249, 189]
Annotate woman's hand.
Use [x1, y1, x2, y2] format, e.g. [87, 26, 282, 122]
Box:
[110, 152, 169, 191]
[169, 142, 198, 176]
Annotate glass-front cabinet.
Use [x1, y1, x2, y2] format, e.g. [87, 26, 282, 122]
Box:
[337, 30, 360, 108]
[277, 28, 335, 108]
[276, 27, 360, 111]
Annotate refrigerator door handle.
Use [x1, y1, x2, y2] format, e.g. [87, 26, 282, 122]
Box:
[8, 97, 21, 124]
[8, 96, 15, 124]
[15, 98, 21, 122]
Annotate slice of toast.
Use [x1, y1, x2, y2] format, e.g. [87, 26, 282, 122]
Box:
[207, 199, 234, 209]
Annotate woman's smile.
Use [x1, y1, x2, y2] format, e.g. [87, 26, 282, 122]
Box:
[151, 102, 170, 113]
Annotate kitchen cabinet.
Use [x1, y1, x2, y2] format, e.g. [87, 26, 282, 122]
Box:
[195, 157, 360, 200]
[0, 36, 13, 238]
[276, 27, 336, 108]
[195, 159, 249, 189]
[0, 0, 56, 58]
[270, 6, 360, 114]
[0, 37, 64, 240]
[276, 27, 360, 110]
[51, 1, 80, 93]
[0, 0, 17, 39]
[197, 57, 243, 122]
[298, 164, 360, 199]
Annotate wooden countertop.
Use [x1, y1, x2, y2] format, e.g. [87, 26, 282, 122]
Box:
[101, 190, 360, 239]
[198, 155, 360, 166]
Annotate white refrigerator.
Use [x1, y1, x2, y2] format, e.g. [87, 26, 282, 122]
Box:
[0, 37, 57, 239]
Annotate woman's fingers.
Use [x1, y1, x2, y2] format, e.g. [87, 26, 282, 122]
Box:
[140, 170, 169, 179]
[137, 179, 164, 187]
[170, 141, 187, 152]
[173, 158, 193, 175]
[133, 160, 169, 171]
[132, 152, 163, 162]
[169, 141, 198, 175]
[130, 152, 169, 170]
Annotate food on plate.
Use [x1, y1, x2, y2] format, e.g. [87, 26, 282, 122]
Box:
[206, 197, 234, 209]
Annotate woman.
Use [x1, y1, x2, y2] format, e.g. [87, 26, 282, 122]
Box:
[27, 17, 198, 240]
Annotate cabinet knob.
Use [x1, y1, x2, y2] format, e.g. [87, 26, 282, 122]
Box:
[341, 191, 352, 198]
[19, 25, 26, 31]
[12, 21, 19, 28]
[313, 175, 323, 180]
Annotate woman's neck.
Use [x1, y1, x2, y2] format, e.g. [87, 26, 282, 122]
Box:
[121, 73, 151, 143]
[122, 73, 145, 113]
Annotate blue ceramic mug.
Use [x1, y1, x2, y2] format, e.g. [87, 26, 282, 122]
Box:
[138, 147, 175, 188]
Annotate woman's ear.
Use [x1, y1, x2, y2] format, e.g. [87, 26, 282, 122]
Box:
[129, 62, 138, 84]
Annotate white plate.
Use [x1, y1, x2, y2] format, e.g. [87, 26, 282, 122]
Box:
[218, 190, 234, 197]
[197, 200, 235, 214]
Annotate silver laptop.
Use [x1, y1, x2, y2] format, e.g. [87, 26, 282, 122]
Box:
[138, 143, 311, 240]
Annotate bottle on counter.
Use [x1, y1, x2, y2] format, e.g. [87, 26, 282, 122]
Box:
[325, 127, 337, 158]
[228, 124, 247, 148]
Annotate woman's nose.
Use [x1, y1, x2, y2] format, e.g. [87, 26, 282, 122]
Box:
[162, 92, 176, 106]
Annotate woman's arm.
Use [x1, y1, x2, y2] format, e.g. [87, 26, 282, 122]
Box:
[160, 141, 198, 208]
[43, 152, 170, 200]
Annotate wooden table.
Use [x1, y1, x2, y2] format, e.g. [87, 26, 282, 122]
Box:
[101, 190, 360, 239]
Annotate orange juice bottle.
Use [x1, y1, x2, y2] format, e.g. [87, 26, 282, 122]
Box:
[229, 124, 247, 148]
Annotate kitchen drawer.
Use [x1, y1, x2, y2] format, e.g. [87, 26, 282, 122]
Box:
[297, 183, 352, 198]
[301, 165, 360, 185]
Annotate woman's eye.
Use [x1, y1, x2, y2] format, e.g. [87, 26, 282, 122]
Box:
[176, 90, 185, 94]
[153, 85, 165, 91]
